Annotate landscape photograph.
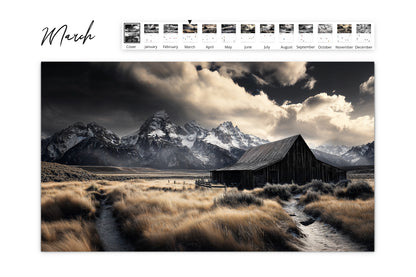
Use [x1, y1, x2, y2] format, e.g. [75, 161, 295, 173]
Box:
[123, 23, 140, 43]
[163, 24, 178, 33]
[183, 24, 198, 33]
[357, 24, 371, 34]
[221, 24, 236, 33]
[337, 24, 352, 33]
[318, 24, 333, 33]
[299, 24, 313, 33]
[144, 24, 159, 34]
[41, 62, 375, 252]
[260, 24, 274, 33]
[279, 24, 294, 33]
[241, 24, 255, 33]
[202, 24, 217, 33]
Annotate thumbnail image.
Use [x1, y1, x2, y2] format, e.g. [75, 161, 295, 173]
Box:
[337, 24, 352, 34]
[202, 24, 217, 33]
[144, 24, 159, 34]
[221, 24, 236, 33]
[260, 24, 275, 33]
[164, 24, 178, 33]
[279, 24, 294, 34]
[318, 24, 333, 33]
[124, 23, 140, 43]
[357, 24, 371, 34]
[183, 24, 198, 33]
[241, 24, 255, 33]
[299, 24, 313, 33]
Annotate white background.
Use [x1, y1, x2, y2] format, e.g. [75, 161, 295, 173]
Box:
[0, 0, 415, 276]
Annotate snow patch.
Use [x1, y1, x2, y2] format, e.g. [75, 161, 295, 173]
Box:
[180, 135, 195, 148]
[193, 151, 210, 163]
[149, 130, 165, 137]
[203, 133, 230, 150]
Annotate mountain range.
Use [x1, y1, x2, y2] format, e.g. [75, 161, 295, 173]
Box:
[312, 141, 374, 167]
[41, 110, 374, 169]
[41, 111, 268, 169]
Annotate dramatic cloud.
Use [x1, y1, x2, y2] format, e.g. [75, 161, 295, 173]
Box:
[121, 62, 374, 146]
[251, 74, 269, 86]
[360, 76, 375, 94]
[196, 62, 309, 87]
[255, 62, 308, 86]
[303, 77, 317, 90]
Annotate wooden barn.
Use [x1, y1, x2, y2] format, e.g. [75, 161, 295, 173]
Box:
[211, 134, 346, 189]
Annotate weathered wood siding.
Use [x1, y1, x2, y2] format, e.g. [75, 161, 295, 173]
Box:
[211, 136, 346, 188]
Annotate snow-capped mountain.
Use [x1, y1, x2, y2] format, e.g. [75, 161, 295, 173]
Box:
[41, 122, 121, 162]
[311, 149, 351, 168]
[120, 111, 205, 169]
[315, 144, 350, 156]
[313, 141, 375, 166]
[341, 141, 374, 165]
[205, 121, 269, 151]
[121, 110, 188, 146]
[120, 111, 268, 168]
[41, 111, 268, 169]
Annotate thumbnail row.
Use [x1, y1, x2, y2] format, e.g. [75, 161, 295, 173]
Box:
[125, 23, 372, 42]
[125, 23, 371, 35]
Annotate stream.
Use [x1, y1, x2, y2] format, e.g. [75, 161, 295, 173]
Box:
[95, 199, 135, 251]
[283, 196, 368, 251]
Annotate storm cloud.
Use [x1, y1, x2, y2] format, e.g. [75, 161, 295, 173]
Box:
[42, 62, 374, 146]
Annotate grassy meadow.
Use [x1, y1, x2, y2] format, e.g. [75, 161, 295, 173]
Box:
[42, 179, 301, 251]
[41, 163, 374, 251]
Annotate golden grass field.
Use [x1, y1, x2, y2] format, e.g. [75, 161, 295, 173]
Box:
[107, 180, 300, 250]
[41, 177, 374, 251]
[41, 179, 301, 251]
[41, 181, 103, 251]
[304, 195, 374, 247]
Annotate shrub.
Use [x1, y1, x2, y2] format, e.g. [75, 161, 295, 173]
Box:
[286, 184, 303, 195]
[302, 179, 334, 194]
[344, 181, 374, 200]
[336, 179, 351, 188]
[41, 162, 98, 182]
[334, 187, 347, 198]
[214, 192, 263, 208]
[262, 184, 291, 200]
[300, 190, 320, 205]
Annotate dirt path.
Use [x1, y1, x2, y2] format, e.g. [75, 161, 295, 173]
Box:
[95, 199, 135, 251]
[283, 196, 367, 251]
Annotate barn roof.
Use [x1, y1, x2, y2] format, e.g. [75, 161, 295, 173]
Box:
[213, 134, 301, 171]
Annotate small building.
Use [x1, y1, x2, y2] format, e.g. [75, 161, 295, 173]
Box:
[211, 134, 346, 189]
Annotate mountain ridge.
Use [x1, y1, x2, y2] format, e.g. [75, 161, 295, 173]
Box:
[42, 111, 268, 169]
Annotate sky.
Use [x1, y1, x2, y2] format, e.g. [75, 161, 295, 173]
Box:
[41, 62, 374, 146]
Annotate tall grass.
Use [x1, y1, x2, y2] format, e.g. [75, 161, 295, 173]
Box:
[41, 220, 102, 251]
[214, 191, 263, 207]
[41, 192, 97, 221]
[304, 195, 374, 250]
[108, 183, 301, 251]
[41, 181, 105, 251]
[299, 190, 320, 205]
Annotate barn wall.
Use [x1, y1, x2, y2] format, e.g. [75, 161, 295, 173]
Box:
[212, 136, 346, 188]
[249, 137, 346, 186]
[265, 136, 317, 185]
